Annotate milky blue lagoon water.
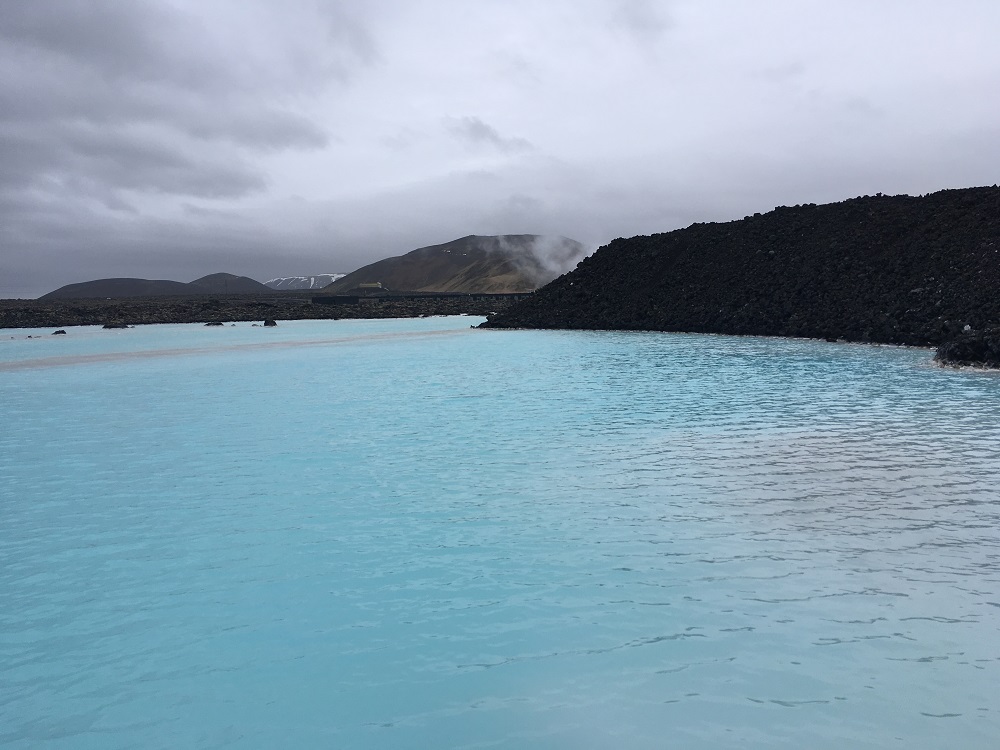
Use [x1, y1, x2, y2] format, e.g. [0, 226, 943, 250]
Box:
[2, 317, 998, 749]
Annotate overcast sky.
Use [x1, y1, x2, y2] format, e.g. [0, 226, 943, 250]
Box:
[2, 0, 999, 297]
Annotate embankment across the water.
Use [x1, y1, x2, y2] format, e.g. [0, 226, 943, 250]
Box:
[0, 292, 517, 329]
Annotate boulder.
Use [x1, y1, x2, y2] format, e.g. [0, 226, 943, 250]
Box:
[263, 319, 278, 327]
[52, 329, 67, 335]
[935, 328, 1000, 368]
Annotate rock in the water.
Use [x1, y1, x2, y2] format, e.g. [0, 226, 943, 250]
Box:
[935, 328, 1000, 368]
[205, 321, 224, 326]
[102, 322, 129, 329]
[52, 329, 67, 335]
[263, 319, 277, 327]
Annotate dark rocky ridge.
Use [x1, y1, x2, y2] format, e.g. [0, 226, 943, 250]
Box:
[482, 187, 1000, 355]
[0, 292, 521, 329]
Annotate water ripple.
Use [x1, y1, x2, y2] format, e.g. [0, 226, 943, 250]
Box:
[1, 320, 999, 748]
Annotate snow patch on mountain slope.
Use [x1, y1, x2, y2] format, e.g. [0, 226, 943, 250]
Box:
[264, 274, 346, 290]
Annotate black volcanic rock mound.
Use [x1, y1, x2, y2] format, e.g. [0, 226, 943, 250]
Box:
[483, 187, 1000, 349]
[320, 235, 586, 295]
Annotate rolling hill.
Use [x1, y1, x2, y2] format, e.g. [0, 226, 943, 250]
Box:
[40, 273, 271, 299]
[186, 273, 272, 294]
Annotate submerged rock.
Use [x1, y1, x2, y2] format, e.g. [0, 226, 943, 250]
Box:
[52, 329, 66, 335]
[102, 322, 129, 329]
[205, 321, 224, 326]
[935, 328, 1000, 368]
[263, 319, 277, 327]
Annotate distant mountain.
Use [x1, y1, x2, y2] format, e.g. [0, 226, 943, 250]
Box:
[39, 278, 193, 299]
[186, 273, 271, 294]
[40, 273, 270, 299]
[265, 274, 346, 290]
[320, 235, 587, 295]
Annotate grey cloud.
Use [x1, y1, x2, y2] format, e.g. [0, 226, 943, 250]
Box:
[610, 0, 674, 42]
[489, 51, 543, 88]
[3, 1, 1000, 300]
[0, 2, 215, 91]
[447, 117, 533, 153]
[182, 203, 247, 220]
[841, 96, 882, 117]
[0, 68, 329, 151]
[101, 194, 139, 214]
[0, 125, 267, 199]
[487, 193, 547, 233]
[381, 126, 426, 152]
[755, 61, 807, 82]
[0, 1, 367, 206]
[308, 2, 381, 77]
[0, 1, 374, 95]
[182, 109, 329, 151]
[0, 0, 377, 296]
[0, 6, 340, 144]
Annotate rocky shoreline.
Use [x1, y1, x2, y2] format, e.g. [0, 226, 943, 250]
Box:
[8, 187, 1000, 367]
[933, 328, 1000, 369]
[0, 292, 516, 330]
[482, 187, 1000, 368]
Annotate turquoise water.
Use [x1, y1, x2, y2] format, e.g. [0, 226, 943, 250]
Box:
[2, 317, 998, 749]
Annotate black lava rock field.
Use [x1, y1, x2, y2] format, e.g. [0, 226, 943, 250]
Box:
[0, 293, 517, 329]
[482, 187, 1000, 353]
